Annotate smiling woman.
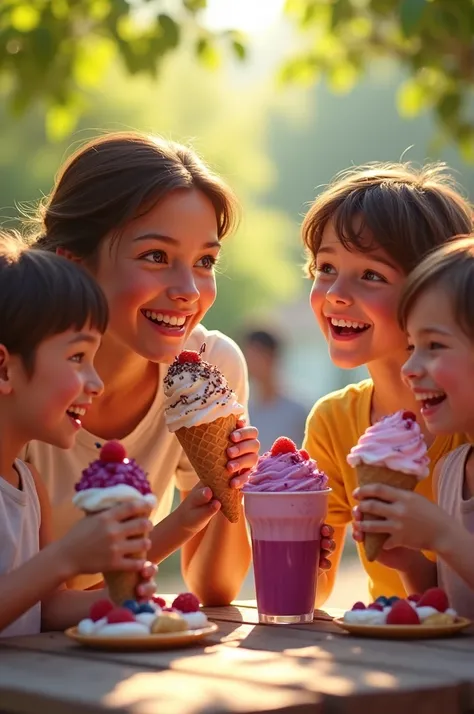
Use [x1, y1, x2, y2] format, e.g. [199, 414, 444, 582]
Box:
[21, 131, 260, 605]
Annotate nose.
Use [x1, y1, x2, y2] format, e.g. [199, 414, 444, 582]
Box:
[401, 350, 424, 383]
[85, 366, 104, 398]
[325, 276, 354, 306]
[167, 264, 200, 304]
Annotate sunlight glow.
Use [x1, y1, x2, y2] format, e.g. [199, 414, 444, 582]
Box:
[204, 0, 286, 34]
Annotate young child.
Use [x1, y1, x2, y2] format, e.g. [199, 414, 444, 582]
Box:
[0, 232, 155, 637]
[301, 162, 474, 606]
[353, 235, 474, 618]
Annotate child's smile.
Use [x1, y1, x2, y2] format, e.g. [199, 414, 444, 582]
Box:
[327, 316, 371, 340]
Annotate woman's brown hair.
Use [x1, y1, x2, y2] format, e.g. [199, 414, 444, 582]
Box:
[29, 132, 239, 262]
[302, 162, 473, 277]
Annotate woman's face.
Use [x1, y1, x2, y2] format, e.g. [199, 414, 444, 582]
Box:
[93, 188, 220, 364]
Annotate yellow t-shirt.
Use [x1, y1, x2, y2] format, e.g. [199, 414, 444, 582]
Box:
[304, 379, 466, 601]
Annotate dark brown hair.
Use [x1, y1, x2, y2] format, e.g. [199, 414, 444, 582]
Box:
[0, 230, 108, 375]
[398, 234, 474, 341]
[302, 162, 473, 277]
[30, 132, 239, 262]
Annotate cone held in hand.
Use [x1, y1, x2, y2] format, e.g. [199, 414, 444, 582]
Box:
[176, 414, 241, 523]
[356, 464, 417, 561]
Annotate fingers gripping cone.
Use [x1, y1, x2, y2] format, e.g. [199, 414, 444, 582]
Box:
[176, 414, 241, 523]
[356, 464, 417, 561]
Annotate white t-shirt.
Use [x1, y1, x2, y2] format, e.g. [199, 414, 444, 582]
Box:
[22, 325, 249, 589]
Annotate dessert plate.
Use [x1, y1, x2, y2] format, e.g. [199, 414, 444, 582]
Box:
[334, 617, 471, 640]
[65, 622, 218, 650]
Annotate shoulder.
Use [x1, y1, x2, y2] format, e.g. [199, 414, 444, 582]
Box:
[186, 325, 247, 381]
[307, 379, 372, 430]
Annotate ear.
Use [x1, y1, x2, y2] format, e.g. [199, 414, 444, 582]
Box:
[0, 345, 13, 395]
[56, 247, 82, 264]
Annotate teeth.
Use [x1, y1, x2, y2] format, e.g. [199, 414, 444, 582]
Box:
[68, 406, 86, 416]
[144, 311, 186, 326]
[414, 392, 446, 401]
[330, 318, 369, 329]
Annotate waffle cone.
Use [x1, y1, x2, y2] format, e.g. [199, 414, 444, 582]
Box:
[356, 464, 418, 562]
[176, 414, 241, 523]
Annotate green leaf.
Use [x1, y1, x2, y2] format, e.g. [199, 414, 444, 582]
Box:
[458, 128, 474, 163]
[232, 40, 246, 61]
[196, 37, 221, 69]
[158, 14, 180, 49]
[331, 0, 353, 30]
[10, 4, 41, 32]
[397, 79, 430, 117]
[183, 0, 207, 12]
[327, 62, 358, 93]
[45, 103, 79, 141]
[400, 0, 426, 37]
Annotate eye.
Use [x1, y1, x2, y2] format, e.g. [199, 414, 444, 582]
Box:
[141, 250, 167, 264]
[429, 341, 445, 350]
[316, 262, 336, 275]
[70, 352, 85, 363]
[406, 344, 414, 352]
[195, 255, 217, 270]
[362, 269, 386, 283]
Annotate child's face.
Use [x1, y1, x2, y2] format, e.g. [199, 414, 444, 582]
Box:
[92, 188, 219, 365]
[310, 220, 407, 369]
[9, 327, 103, 449]
[402, 287, 474, 435]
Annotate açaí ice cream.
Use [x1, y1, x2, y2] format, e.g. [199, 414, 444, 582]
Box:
[73, 440, 156, 605]
[163, 346, 244, 523]
[243, 437, 330, 623]
[346, 409, 429, 478]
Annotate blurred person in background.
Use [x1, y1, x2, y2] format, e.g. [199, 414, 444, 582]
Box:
[242, 328, 307, 452]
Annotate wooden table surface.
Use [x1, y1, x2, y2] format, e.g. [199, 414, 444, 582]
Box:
[1, 599, 473, 714]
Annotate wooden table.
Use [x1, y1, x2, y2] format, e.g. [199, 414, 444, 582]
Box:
[1, 600, 473, 714]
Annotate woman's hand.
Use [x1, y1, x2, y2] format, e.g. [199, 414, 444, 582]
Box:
[226, 418, 260, 488]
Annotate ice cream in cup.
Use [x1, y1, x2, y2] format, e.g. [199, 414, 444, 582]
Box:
[243, 437, 330, 625]
[163, 345, 245, 523]
[73, 440, 157, 605]
[347, 410, 429, 561]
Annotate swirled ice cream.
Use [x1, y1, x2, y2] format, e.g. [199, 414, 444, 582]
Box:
[243, 438, 328, 493]
[163, 346, 244, 431]
[347, 410, 429, 478]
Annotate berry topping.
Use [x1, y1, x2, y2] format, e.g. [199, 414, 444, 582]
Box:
[386, 599, 420, 625]
[107, 607, 136, 624]
[375, 596, 389, 606]
[387, 596, 400, 605]
[137, 602, 156, 614]
[417, 587, 449, 612]
[177, 350, 200, 364]
[270, 437, 298, 456]
[407, 593, 421, 603]
[172, 592, 200, 613]
[368, 602, 384, 611]
[90, 599, 114, 622]
[351, 601, 366, 610]
[162, 607, 178, 613]
[152, 595, 167, 608]
[122, 599, 140, 614]
[299, 449, 310, 460]
[402, 411, 416, 422]
[76, 453, 152, 494]
[100, 440, 127, 463]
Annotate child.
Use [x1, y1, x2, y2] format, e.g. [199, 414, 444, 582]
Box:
[353, 235, 474, 618]
[0, 232, 155, 636]
[302, 162, 473, 606]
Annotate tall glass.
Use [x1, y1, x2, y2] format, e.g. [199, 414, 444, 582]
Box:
[244, 489, 330, 624]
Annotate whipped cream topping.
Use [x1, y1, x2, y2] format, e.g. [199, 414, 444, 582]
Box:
[73, 484, 157, 512]
[243, 451, 328, 493]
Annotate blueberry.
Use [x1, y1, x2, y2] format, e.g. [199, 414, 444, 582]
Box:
[387, 596, 400, 605]
[137, 602, 155, 614]
[375, 596, 389, 606]
[122, 599, 140, 614]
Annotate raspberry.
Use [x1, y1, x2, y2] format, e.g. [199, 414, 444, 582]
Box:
[100, 440, 127, 463]
[89, 599, 114, 622]
[368, 602, 384, 611]
[407, 593, 421, 603]
[386, 599, 420, 625]
[402, 411, 417, 422]
[351, 601, 366, 610]
[299, 449, 310, 460]
[172, 592, 200, 613]
[177, 350, 200, 364]
[152, 595, 167, 608]
[271, 437, 297, 456]
[417, 587, 449, 613]
[107, 607, 136, 624]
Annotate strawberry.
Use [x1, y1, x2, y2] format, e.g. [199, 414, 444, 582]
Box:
[271, 437, 297, 456]
[386, 600, 420, 625]
[407, 593, 421, 603]
[351, 601, 366, 611]
[152, 595, 167, 608]
[368, 602, 384, 611]
[172, 592, 200, 613]
[90, 599, 114, 622]
[100, 440, 127, 463]
[107, 607, 136, 624]
[417, 587, 449, 613]
[402, 411, 416, 422]
[177, 350, 200, 364]
[299, 449, 310, 460]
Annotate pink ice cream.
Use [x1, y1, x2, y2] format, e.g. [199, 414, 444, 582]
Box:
[243, 438, 328, 493]
[346, 410, 429, 479]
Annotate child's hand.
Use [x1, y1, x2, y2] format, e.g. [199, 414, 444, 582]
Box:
[352, 510, 419, 571]
[135, 561, 158, 601]
[352, 483, 451, 554]
[226, 418, 259, 489]
[60, 501, 153, 577]
[319, 524, 335, 574]
[177, 483, 222, 536]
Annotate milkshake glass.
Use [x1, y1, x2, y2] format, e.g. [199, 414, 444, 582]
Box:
[243, 438, 330, 624]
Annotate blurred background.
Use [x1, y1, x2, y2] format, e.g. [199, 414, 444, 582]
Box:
[1, 0, 473, 606]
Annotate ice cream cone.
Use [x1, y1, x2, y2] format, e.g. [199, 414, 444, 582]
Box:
[176, 414, 241, 523]
[356, 464, 418, 562]
[103, 552, 146, 606]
